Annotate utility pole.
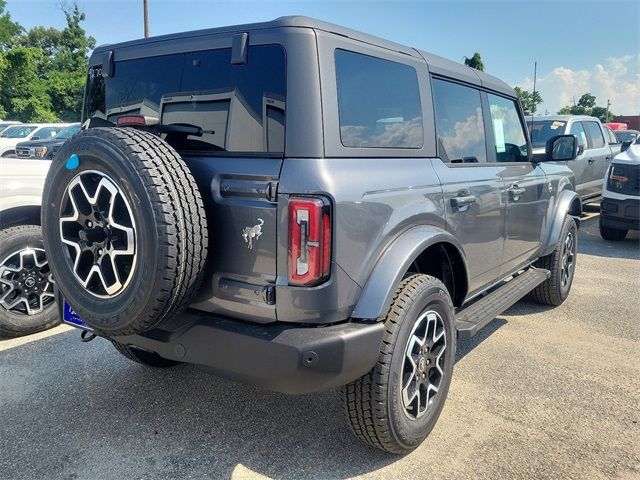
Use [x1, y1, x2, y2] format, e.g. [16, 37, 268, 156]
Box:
[143, 0, 149, 38]
[531, 61, 537, 120]
[605, 99, 611, 123]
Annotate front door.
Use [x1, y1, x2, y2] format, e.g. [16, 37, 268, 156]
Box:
[484, 93, 548, 275]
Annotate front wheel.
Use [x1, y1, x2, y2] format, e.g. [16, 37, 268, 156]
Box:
[340, 274, 456, 454]
[531, 216, 577, 306]
[599, 215, 627, 241]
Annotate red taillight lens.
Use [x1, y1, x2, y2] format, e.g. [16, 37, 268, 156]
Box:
[288, 196, 331, 286]
[117, 115, 146, 126]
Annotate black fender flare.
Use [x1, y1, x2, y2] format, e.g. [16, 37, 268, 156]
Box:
[350, 225, 469, 320]
[540, 188, 581, 257]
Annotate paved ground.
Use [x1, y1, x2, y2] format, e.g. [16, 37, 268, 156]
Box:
[1, 215, 639, 480]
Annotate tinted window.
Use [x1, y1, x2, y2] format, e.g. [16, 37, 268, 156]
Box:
[527, 120, 567, 148]
[487, 94, 528, 162]
[569, 122, 588, 150]
[1, 126, 37, 138]
[34, 127, 63, 139]
[432, 78, 486, 163]
[84, 45, 286, 154]
[584, 121, 605, 149]
[614, 130, 638, 143]
[335, 50, 423, 148]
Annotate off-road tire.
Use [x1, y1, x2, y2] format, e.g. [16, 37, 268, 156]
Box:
[340, 274, 456, 454]
[41, 127, 208, 336]
[112, 341, 179, 368]
[0, 225, 60, 337]
[599, 215, 627, 241]
[531, 216, 577, 306]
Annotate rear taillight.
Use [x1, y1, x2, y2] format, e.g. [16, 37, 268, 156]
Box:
[116, 115, 159, 127]
[288, 196, 331, 286]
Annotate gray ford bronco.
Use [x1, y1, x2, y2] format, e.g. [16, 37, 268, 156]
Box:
[42, 17, 582, 454]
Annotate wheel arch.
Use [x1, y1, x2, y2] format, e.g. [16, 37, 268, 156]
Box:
[0, 205, 42, 229]
[350, 225, 469, 320]
[541, 188, 581, 257]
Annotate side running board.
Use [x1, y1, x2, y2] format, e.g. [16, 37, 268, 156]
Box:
[455, 267, 550, 340]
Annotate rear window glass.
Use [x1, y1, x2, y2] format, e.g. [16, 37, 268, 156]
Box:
[335, 49, 423, 149]
[84, 45, 286, 154]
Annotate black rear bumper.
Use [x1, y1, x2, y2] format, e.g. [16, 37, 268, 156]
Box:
[60, 297, 384, 394]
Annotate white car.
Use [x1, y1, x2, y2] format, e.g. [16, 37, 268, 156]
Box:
[0, 123, 69, 157]
[0, 157, 59, 337]
[600, 144, 640, 241]
[0, 121, 21, 134]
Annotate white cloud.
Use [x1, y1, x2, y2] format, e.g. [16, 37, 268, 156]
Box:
[517, 54, 640, 116]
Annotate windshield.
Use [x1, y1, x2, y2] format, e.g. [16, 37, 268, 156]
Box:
[527, 120, 567, 148]
[615, 131, 639, 143]
[55, 124, 81, 140]
[1, 125, 37, 138]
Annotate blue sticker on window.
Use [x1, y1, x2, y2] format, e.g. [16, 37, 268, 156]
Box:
[65, 154, 80, 170]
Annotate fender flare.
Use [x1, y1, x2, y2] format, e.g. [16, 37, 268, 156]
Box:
[351, 225, 469, 320]
[541, 188, 581, 256]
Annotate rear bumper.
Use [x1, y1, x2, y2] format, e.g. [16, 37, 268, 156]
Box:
[60, 298, 384, 395]
[601, 197, 640, 230]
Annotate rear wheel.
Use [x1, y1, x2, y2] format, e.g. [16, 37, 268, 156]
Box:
[112, 341, 179, 368]
[0, 225, 59, 337]
[340, 274, 455, 454]
[599, 215, 627, 241]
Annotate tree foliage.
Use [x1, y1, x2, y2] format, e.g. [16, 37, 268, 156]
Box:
[0, 2, 94, 122]
[464, 52, 484, 71]
[514, 86, 543, 116]
[557, 92, 614, 122]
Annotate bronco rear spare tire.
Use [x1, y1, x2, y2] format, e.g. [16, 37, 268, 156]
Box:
[42, 127, 208, 335]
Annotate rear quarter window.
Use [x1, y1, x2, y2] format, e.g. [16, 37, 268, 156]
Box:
[334, 49, 423, 149]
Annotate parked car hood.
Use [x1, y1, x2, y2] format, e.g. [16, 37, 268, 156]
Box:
[612, 144, 640, 166]
[16, 137, 67, 149]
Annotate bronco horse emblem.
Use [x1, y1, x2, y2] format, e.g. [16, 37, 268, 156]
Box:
[242, 218, 264, 250]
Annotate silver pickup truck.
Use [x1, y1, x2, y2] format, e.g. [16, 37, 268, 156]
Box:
[42, 16, 582, 454]
[528, 115, 614, 203]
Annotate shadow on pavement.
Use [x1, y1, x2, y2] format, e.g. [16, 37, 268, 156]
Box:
[578, 215, 640, 261]
[0, 330, 399, 480]
[455, 318, 507, 363]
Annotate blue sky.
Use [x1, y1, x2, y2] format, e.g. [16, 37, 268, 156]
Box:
[7, 0, 640, 115]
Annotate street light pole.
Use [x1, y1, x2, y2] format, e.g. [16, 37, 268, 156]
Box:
[605, 99, 611, 123]
[143, 0, 149, 38]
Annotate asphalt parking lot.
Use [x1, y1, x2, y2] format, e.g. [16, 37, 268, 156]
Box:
[1, 214, 638, 480]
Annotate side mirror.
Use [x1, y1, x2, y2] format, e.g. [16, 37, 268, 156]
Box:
[621, 141, 632, 153]
[577, 144, 585, 156]
[545, 134, 578, 162]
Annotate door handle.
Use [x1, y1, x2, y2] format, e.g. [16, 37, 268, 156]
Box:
[588, 158, 595, 165]
[450, 194, 477, 211]
[605, 156, 612, 161]
[508, 183, 526, 201]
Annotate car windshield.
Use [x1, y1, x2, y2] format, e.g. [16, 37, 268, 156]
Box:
[1, 125, 37, 138]
[615, 131, 639, 143]
[55, 124, 81, 139]
[527, 120, 567, 148]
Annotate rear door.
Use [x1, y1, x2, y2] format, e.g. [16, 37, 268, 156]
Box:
[431, 78, 507, 295]
[85, 43, 287, 323]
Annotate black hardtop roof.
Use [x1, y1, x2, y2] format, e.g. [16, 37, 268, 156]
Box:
[93, 15, 513, 97]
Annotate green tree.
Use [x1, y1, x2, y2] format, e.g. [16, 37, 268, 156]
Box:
[514, 86, 543, 116]
[464, 52, 484, 71]
[577, 93, 596, 110]
[0, 2, 94, 121]
[0, 0, 22, 50]
[590, 106, 614, 123]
